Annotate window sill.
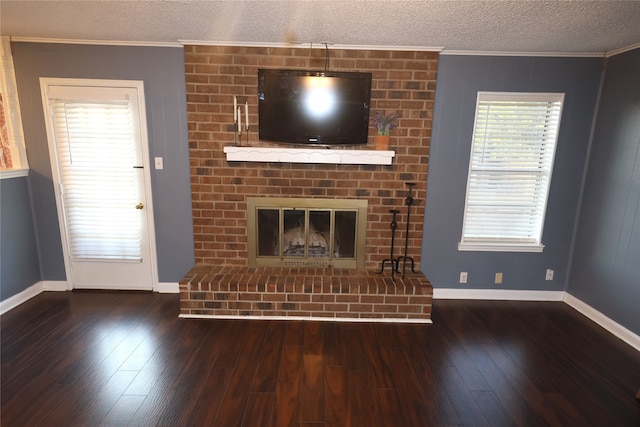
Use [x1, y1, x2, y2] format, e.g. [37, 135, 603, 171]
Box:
[0, 169, 29, 179]
[458, 242, 544, 253]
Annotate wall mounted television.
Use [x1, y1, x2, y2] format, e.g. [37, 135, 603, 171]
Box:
[258, 69, 372, 146]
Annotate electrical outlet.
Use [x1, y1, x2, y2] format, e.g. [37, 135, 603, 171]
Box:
[495, 272, 503, 284]
[459, 272, 468, 284]
[154, 157, 164, 170]
[545, 269, 554, 281]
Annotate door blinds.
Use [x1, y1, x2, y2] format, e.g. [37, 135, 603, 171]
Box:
[50, 99, 143, 261]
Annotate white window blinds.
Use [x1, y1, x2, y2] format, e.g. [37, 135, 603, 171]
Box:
[459, 92, 564, 252]
[50, 98, 143, 261]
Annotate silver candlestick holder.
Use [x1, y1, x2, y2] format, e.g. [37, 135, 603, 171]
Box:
[233, 96, 250, 146]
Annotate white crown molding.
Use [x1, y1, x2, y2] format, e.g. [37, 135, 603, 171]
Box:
[179, 39, 443, 52]
[11, 37, 632, 57]
[156, 282, 180, 293]
[330, 44, 442, 52]
[440, 49, 604, 58]
[564, 293, 640, 352]
[433, 288, 565, 301]
[10, 37, 182, 48]
[605, 42, 640, 58]
[0, 282, 43, 315]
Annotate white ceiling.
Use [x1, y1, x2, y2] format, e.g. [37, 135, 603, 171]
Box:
[2, 1, 640, 54]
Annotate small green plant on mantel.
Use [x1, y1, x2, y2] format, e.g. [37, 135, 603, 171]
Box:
[371, 110, 401, 135]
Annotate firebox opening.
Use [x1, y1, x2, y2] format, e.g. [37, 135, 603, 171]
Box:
[247, 197, 367, 268]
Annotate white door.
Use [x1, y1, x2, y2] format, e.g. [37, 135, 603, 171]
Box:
[40, 78, 156, 291]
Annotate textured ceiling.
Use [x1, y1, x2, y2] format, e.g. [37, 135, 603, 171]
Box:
[2, 1, 640, 54]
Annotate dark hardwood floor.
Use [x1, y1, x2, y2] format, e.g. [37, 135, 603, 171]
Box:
[1, 291, 639, 426]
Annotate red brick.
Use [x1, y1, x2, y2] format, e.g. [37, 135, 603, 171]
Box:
[409, 296, 433, 305]
[360, 295, 385, 304]
[287, 294, 311, 302]
[312, 294, 336, 303]
[180, 266, 432, 321]
[263, 293, 286, 302]
[374, 304, 397, 313]
[324, 304, 349, 312]
[239, 293, 262, 301]
[228, 301, 252, 310]
[349, 304, 373, 313]
[398, 305, 422, 314]
[299, 303, 325, 311]
[385, 296, 409, 304]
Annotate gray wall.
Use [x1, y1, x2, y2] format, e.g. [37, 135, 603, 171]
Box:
[422, 55, 601, 291]
[0, 175, 41, 300]
[568, 48, 640, 335]
[11, 42, 194, 283]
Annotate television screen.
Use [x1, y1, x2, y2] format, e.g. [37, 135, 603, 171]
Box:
[258, 69, 372, 146]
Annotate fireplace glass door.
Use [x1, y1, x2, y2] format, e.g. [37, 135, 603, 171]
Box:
[248, 197, 366, 268]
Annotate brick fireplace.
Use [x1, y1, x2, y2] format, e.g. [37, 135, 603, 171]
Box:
[180, 45, 437, 321]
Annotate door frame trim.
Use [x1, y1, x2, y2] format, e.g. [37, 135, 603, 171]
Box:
[39, 77, 159, 291]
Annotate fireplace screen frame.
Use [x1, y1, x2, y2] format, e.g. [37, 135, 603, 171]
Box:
[247, 197, 367, 269]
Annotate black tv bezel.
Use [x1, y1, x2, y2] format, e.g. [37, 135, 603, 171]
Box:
[257, 68, 372, 146]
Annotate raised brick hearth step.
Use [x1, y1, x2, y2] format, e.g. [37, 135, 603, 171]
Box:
[180, 265, 433, 323]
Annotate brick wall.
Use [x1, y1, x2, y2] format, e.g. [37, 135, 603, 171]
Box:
[184, 45, 438, 270]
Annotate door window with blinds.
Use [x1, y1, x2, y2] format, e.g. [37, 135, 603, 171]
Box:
[459, 92, 564, 252]
[44, 84, 146, 262]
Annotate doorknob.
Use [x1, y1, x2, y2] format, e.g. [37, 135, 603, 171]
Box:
[136, 203, 144, 210]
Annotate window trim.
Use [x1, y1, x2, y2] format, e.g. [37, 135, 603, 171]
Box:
[458, 241, 545, 253]
[0, 37, 28, 179]
[458, 91, 564, 253]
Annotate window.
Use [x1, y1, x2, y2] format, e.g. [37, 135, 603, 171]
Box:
[0, 37, 28, 177]
[459, 92, 564, 252]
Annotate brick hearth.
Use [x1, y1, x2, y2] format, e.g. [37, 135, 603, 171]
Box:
[180, 265, 432, 322]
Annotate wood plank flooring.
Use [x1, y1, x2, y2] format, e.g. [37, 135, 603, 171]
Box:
[2, 291, 639, 426]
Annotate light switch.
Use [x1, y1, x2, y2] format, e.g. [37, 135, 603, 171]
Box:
[155, 157, 163, 170]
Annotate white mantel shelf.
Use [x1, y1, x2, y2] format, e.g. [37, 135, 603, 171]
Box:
[223, 146, 395, 165]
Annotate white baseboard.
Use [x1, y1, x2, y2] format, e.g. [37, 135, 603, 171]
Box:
[42, 280, 70, 291]
[433, 288, 565, 301]
[41, 280, 177, 293]
[1, 282, 43, 315]
[156, 282, 179, 293]
[564, 293, 640, 352]
[1, 280, 70, 315]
